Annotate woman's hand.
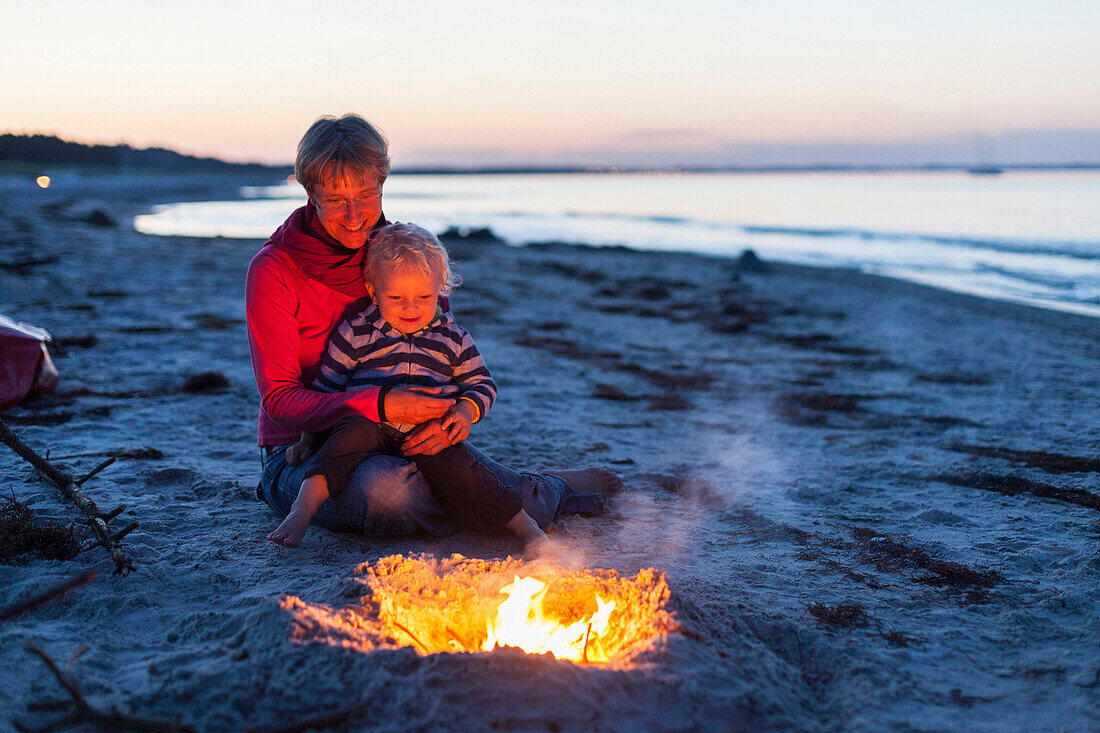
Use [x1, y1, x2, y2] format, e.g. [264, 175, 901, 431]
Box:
[384, 386, 455, 424]
[401, 418, 452, 456]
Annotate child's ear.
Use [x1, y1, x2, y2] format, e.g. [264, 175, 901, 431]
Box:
[364, 282, 375, 300]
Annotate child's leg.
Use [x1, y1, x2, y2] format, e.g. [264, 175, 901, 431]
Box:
[302, 416, 394, 498]
[411, 443, 551, 554]
[267, 474, 330, 548]
[268, 417, 396, 548]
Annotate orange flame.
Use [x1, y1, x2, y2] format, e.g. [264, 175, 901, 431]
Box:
[482, 575, 617, 662]
[358, 554, 676, 666]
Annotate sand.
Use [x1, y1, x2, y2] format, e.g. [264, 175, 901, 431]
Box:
[1, 173, 1098, 731]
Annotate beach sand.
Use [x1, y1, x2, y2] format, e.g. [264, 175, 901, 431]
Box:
[1, 174, 1097, 731]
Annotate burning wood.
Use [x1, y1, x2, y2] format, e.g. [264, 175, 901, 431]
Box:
[281, 555, 679, 666]
[364, 554, 676, 664]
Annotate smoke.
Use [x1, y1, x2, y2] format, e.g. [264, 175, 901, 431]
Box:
[552, 399, 798, 572]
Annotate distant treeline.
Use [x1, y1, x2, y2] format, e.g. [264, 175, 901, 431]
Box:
[0, 133, 288, 174]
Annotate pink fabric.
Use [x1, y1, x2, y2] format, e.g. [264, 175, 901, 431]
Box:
[0, 334, 44, 411]
[246, 208, 381, 446]
[272, 205, 370, 299]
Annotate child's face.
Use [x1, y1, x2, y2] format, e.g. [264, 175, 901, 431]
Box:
[367, 264, 441, 334]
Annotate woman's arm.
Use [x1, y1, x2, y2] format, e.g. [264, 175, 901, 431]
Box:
[247, 252, 453, 431]
[246, 252, 381, 431]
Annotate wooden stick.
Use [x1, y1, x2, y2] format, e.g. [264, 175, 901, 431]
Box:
[103, 504, 128, 521]
[76, 457, 116, 486]
[0, 418, 133, 575]
[24, 643, 196, 732]
[83, 521, 140, 551]
[26, 643, 87, 712]
[390, 620, 431, 655]
[0, 569, 96, 622]
[111, 520, 139, 542]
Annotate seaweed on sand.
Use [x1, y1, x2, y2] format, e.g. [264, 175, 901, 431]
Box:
[807, 602, 870, 628]
[946, 444, 1100, 474]
[0, 493, 81, 563]
[850, 527, 1003, 589]
[935, 471, 1100, 511]
[181, 371, 230, 393]
[773, 392, 867, 427]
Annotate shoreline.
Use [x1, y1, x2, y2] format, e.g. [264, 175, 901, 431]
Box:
[116, 172, 1100, 322]
[1, 174, 1097, 730]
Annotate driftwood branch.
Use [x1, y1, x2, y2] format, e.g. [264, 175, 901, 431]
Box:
[0, 417, 134, 575]
[103, 504, 128, 521]
[83, 520, 139, 551]
[76, 457, 116, 486]
[0, 569, 96, 622]
[21, 643, 196, 733]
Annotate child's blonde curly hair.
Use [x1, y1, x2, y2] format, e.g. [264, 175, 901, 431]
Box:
[364, 223, 460, 295]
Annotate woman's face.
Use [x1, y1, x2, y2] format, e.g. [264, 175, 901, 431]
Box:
[309, 172, 383, 250]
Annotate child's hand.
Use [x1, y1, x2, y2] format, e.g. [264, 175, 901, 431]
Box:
[440, 400, 477, 444]
[286, 440, 315, 466]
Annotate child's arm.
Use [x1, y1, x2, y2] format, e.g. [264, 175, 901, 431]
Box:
[440, 399, 478, 443]
[449, 328, 497, 426]
[438, 328, 496, 444]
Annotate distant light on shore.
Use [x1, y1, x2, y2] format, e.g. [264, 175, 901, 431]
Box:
[286, 174, 296, 186]
[36, 175, 51, 189]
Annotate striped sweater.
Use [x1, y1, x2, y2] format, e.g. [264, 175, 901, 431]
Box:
[313, 301, 496, 433]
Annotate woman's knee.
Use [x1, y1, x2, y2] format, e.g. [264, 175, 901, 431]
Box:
[347, 454, 429, 510]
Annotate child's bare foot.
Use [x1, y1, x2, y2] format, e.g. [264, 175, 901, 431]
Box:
[267, 507, 312, 548]
[552, 468, 623, 495]
[506, 509, 554, 559]
[268, 476, 330, 548]
[524, 533, 555, 561]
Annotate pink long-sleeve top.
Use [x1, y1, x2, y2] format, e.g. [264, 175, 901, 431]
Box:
[245, 205, 383, 446]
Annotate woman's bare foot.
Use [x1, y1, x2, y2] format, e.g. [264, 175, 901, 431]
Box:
[552, 468, 623, 495]
[267, 508, 311, 548]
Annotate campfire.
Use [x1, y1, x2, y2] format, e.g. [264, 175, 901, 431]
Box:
[357, 554, 677, 665]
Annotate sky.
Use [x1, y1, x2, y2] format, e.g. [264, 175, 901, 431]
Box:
[3, 0, 1098, 167]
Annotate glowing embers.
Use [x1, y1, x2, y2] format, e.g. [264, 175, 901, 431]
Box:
[367, 554, 675, 665]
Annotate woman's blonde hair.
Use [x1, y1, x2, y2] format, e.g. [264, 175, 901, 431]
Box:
[364, 223, 460, 295]
[295, 114, 390, 194]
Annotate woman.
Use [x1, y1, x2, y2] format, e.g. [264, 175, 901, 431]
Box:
[247, 114, 615, 539]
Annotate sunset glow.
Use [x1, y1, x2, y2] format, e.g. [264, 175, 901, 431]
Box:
[3, 1, 1097, 167]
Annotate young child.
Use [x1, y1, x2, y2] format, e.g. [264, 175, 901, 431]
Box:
[267, 222, 550, 555]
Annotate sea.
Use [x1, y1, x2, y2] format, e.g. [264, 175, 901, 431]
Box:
[133, 170, 1100, 318]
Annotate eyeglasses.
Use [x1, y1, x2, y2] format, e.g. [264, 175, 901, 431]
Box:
[315, 192, 382, 213]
